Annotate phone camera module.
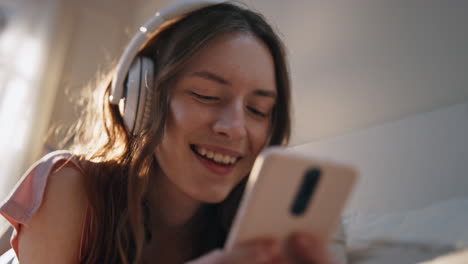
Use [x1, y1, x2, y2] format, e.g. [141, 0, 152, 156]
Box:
[290, 168, 321, 216]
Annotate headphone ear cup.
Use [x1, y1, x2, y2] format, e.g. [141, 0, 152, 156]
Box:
[123, 57, 141, 133]
[123, 56, 154, 134]
[134, 57, 155, 133]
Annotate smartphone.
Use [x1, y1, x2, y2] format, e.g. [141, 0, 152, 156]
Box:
[225, 147, 358, 250]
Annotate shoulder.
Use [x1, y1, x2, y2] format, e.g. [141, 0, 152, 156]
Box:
[17, 158, 88, 263]
[27, 163, 87, 231]
[47, 162, 87, 199]
[1, 151, 86, 223]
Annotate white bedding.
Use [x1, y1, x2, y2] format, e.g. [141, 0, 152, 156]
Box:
[343, 198, 468, 263]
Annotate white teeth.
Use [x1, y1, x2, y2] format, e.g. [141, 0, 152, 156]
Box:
[200, 148, 207, 156]
[194, 146, 238, 165]
[214, 154, 223, 162]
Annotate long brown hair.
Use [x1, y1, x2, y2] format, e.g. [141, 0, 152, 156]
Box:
[70, 3, 291, 263]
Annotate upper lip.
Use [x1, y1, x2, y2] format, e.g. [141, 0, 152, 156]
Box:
[192, 144, 244, 158]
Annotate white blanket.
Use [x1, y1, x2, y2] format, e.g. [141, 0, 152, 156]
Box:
[343, 198, 468, 263]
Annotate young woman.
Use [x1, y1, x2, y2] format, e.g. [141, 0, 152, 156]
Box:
[0, 1, 339, 263]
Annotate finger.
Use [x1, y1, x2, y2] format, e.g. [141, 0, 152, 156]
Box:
[270, 253, 292, 264]
[219, 239, 281, 264]
[288, 232, 338, 264]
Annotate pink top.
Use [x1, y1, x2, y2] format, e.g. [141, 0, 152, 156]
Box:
[0, 150, 89, 261]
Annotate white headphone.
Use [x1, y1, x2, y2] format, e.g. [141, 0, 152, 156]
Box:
[109, 0, 236, 134]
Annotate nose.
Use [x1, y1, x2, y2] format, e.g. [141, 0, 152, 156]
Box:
[213, 102, 247, 140]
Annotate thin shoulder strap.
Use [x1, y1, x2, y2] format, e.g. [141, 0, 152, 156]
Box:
[78, 202, 93, 261]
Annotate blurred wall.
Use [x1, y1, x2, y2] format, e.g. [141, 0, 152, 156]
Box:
[243, 0, 468, 145]
[294, 101, 468, 214]
[0, 0, 69, 234]
[45, 0, 135, 149]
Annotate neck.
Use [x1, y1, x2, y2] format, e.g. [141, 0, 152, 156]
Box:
[144, 167, 211, 262]
[150, 168, 202, 228]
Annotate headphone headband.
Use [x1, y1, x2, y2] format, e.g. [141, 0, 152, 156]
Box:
[110, 0, 230, 105]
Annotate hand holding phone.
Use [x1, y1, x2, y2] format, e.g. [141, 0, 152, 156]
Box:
[225, 147, 358, 250]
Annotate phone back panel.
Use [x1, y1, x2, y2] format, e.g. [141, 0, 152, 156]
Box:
[225, 148, 358, 249]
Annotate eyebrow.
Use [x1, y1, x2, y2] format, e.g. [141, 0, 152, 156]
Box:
[253, 89, 276, 99]
[189, 70, 277, 99]
[191, 71, 230, 85]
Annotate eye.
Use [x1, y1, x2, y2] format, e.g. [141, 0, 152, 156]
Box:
[247, 106, 268, 118]
[190, 91, 219, 101]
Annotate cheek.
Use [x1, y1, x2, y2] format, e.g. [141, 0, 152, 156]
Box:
[157, 99, 197, 157]
[169, 99, 192, 128]
[169, 97, 214, 132]
[249, 121, 271, 154]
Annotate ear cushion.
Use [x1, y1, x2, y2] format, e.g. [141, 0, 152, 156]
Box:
[135, 57, 155, 133]
[123, 56, 154, 134]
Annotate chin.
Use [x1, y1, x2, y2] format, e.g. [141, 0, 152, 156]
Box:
[192, 188, 232, 204]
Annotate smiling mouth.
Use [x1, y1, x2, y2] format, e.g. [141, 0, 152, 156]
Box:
[190, 144, 241, 166]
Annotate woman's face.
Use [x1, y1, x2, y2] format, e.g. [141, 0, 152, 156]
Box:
[155, 32, 277, 203]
